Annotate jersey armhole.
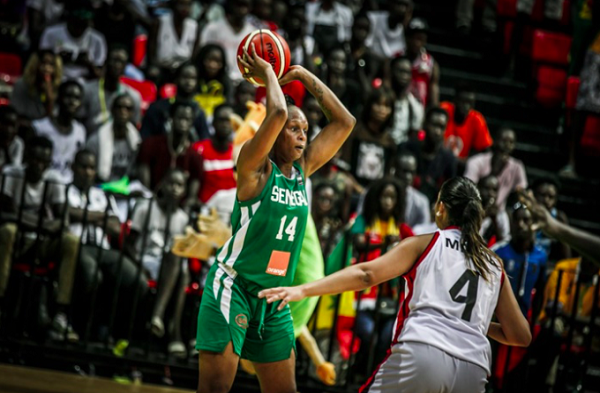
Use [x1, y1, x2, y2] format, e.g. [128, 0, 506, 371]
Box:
[404, 231, 440, 276]
[237, 161, 274, 207]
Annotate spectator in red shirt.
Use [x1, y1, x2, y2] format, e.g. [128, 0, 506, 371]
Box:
[137, 101, 201, 207]
[441, 84, 493, 163]
[193, 104, 236, 204]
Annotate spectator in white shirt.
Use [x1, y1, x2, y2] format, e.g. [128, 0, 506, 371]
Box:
[306, 0, 353, 54]
[390, 55, 424, 145]
[32, 80, 86, 183]
[366, 0, 413, 58]
[394, 151, 430, 228]
[200, 0, 255, 83]
[39, 2, 107, 80]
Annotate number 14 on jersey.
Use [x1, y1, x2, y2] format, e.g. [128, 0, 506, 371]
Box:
[276, 215, 298, 242]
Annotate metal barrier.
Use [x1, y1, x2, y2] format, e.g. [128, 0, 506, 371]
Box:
[0, 177, 599, 393]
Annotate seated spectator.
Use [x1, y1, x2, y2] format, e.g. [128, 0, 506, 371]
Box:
[39, 2, 106, 80]
[366, 0, 413, 58]
[124, 169, 190, 357]
[492, 203, 547, 317]
[399, 107, 457, 203]
[405, 18, 440, 107]
[393, 152, 430, 228]
[80, 45, 142, 135]
[351, 177, 413, 367]
[200, 0, 255, 83]
[464, 128, 527, 210]
[86, 94, 141, 183]
[141, 62, 209, 140]
[341, 87, 396, 186]
[193, 104, 236, 205]
[93, 0, 137, 56]
[232, 81, 256, 119]
[0, 106, 24, 171]
[10, 49, 62, 122]
[390, 55, 424, 145]
[441, 84, 493, 162]
[345, 12, 385, 95]
[286, 4, 317, 72]
[138, 101, 201, 205]
[306, 0, 353, 54]
[312, 182, 344, 258]
[478, 175, 510, 247]
[147, 0, 199, 83]
[319, 46, 362, 117]
[303, 95, 323, 141]
[0, 136, 79, 340]
[532, 176, 571, 262]
[32, 80, 86, 183]
[27, 0, 67, 46]
[67, 149, 146, 335]
[248, 0, 278, 30]
[195, 44, 232, 121]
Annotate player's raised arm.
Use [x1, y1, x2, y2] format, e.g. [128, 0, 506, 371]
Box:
[236, 44, 288, 200]
[280, 66, 356, 177]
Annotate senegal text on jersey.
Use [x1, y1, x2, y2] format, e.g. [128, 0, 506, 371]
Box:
[270, 185, 308, 207]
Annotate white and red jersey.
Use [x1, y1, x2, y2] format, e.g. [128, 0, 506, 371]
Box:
[409, 49, 434, 107]
[393, 227, 503, 374]
[193, 139, 236, 203]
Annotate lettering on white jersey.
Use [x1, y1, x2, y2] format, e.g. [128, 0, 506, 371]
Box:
[445, 238, 459, 250]
[270, 185, 308, 207]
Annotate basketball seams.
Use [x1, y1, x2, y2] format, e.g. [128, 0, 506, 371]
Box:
[243, 30, 261, 86]
[260, 29, 286, 78]
[239, 29, 287, 85]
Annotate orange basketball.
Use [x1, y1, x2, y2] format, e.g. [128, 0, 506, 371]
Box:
[237, 29, 291, 87]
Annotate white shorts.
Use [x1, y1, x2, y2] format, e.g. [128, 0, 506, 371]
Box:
[361, 342, 488, 393]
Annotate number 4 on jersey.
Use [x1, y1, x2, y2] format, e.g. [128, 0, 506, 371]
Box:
[449, 270, 479, 322]
[276, 215, 298, 242]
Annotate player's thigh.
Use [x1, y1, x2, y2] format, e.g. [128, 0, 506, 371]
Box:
[252, 351, 297, 393]
[197, 342, 239, 393]
[451, 357, 487, 393]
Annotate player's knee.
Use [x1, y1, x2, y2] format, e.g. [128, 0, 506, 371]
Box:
[197, 380, 233, 393]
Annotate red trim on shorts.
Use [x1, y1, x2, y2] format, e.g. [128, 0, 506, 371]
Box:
[359, 232, 440, 393]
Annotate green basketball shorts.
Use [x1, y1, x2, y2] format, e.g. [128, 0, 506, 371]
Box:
[196, 264, 296, 363]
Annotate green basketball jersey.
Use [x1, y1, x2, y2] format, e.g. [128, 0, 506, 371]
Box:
[215, 160, 309, 294]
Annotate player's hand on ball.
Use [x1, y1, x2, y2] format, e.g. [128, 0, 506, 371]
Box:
[258, 286, 305, 310]
[278, 65, 304, 85]
[238, 43, 273, 82]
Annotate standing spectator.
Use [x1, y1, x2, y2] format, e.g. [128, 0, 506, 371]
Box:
[345, 13, 385, 95]
[39, 2, 107, 80]
[10, 49, 62, 122]
[0, 106, 24, 171]
[390, 55, 424, 145]
[399, 107, 457, 203]
[532, 176, 571, 262]
[320, 46, 362, 120]
[193, 104, 236, 204]
[366, 0, 413, 58]
[147, 0, 199, 83]
[32, 80, 86, 183]
[200, 0, 255, 83]
[80, 45, 142, 135]
[393, 152, 430, 228]
[478, 175, 510, 247]
[286, 4, 317, 72]
[342, 87, 396, 186]
[195, 44, 232, 120]
[137, 101, 201, 205]
[141, 62, 209, 140]
[464, 128, 527, 210]
[0, 136, 80, 341]
[492, 204, 548, 317]
[312, 182, 344, 258]
[405, 18, 440, 107]
[306, 0, 353, 53]
[441, 84, 493, 162]
[86, 94, 141, 183]
[125, 169, 190, 357]
[94, 0, 137, 55]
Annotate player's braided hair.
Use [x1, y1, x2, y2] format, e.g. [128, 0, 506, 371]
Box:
[438, 177, 501, 282]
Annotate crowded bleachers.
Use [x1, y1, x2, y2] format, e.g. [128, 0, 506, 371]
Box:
[0, 0, 599, 391]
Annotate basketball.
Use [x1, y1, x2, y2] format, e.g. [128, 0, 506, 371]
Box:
[237, 29, 291, 87]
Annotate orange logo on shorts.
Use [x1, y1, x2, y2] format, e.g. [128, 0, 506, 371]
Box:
[235, 314, 249, 329]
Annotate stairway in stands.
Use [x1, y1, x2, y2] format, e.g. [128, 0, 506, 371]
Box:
[413, 0, 600, 234]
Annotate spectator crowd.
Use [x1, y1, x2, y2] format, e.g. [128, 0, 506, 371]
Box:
[0, 0, 598, 391]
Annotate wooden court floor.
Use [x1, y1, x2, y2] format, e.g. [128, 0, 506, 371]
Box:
[0, 364, 193, 393]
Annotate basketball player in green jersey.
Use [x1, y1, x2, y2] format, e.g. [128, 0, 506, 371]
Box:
[196, 45, 356, 393]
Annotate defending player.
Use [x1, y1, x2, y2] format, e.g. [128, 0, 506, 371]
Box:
[195, 44, 355, 393]
[260, 177, 531, 393]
